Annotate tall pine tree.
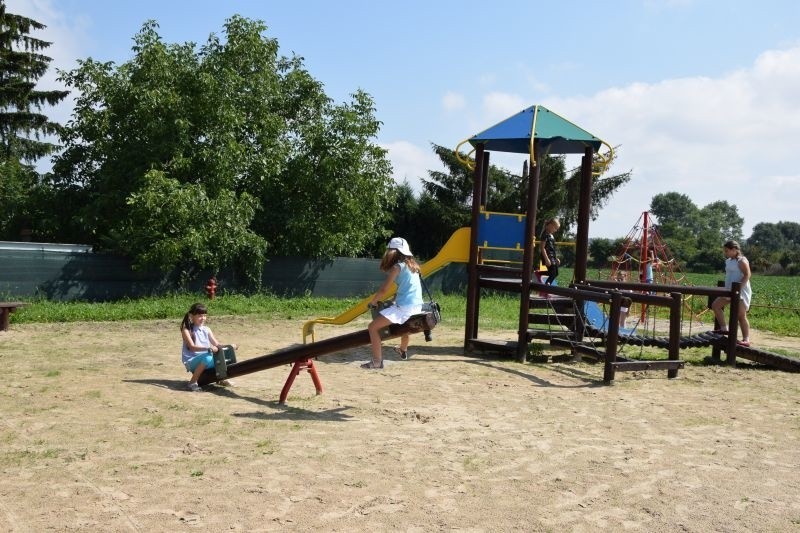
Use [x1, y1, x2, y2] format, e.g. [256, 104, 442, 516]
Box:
[0, 1, 68, 162]
[0, 2, 68, 240]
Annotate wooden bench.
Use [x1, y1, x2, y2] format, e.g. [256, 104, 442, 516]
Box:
[0, 302, 27, 331]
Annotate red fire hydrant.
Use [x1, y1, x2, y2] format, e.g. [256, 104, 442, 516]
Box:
[205, 277, 217, 300]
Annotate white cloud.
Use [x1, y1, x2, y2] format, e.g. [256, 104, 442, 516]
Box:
[532, 44, 800, 238]
[482, 92, 527, 123]
[381, 140, 441, 194]
[442, 91, 467, 112]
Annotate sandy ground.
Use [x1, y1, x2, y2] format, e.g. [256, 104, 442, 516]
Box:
[1, 315, 799, 532]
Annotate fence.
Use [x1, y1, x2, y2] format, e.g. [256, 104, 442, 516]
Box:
[0, 242, 466, 302]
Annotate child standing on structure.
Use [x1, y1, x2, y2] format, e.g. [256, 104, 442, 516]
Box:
[181, 302, 237, 391]
[711, 240, 752, 346]
[540, 218, 561, 285]
[364, 237, 424, 369]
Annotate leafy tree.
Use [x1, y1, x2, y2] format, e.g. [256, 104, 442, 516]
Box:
[588, 237, 621, 268]
[0, 157, 34, 237]
[747, 221, 800, 273]
[699, 200, 743, 243]
[417, 144, 631, 257]
[684, 200, 745, 272]
[49, 16, 393, 284]
[748, 222, 786, 251]
[776, 221, 800, 247]
[559, 150, 632, 239]
[121, 171, 266, 284]
[255, 88, 394, 257]
[381, 181, 420, 255]
[650, 192, 701, 238]
[0, 2, 68, 239]
[649, 193, 747, 271]
[413, 144, 478, 257]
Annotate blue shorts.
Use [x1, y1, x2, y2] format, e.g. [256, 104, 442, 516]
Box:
[185, 352, 214, 373]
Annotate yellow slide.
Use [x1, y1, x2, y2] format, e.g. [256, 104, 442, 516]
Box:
[302, 227, 471, 343]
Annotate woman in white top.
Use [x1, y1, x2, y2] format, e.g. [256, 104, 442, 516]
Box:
[711, 240, 752, 346]
[364, 237, 424, 369]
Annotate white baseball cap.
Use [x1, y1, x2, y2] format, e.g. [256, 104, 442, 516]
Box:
[387, 237, 413, 256]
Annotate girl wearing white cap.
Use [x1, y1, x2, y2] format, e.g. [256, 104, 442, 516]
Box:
[363, 237, 424, 369]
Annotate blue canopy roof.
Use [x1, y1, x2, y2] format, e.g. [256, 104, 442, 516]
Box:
[468, 105, 603, 155]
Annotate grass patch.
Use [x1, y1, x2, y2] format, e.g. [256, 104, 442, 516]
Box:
[0, 448, 61, 467]
[256, 439, 278, 455]
[137, 414, 165, 428]
[7, 271, 800, 338]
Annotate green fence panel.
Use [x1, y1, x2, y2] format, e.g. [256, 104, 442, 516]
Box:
[0, 246, 466, 301]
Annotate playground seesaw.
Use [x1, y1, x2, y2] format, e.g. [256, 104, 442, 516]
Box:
[196, 311, 438, 403]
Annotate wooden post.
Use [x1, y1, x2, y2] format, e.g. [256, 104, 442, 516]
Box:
[574, 146, 593, 285]
[464, 144, 485, 350]
[668, 292, 681, 378]
[480, 151, 490, 207]
[726, 282, 741, 366]
[711, 280, 724, 362]
[517, 146, 541, 362]
[604, 291, 622, 382]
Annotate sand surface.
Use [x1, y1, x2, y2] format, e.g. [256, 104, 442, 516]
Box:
[1, 316, 799, 532]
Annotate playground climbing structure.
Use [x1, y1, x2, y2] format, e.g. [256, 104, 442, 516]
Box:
[610, 211, 684, 285]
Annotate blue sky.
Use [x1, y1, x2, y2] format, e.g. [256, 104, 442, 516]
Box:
[12, 0, 800, 238]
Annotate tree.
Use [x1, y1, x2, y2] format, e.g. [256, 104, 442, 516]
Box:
[747, 221, 800, 273]
[416, 144, 631, 257]
[699, 200, 743, 243]
[776, 221, 800, 247]
[650, 192, 701, 238]
[121, 171, 266, 285]
[588, 237, 623, 268]
[381, 181, 420, 255]
[0, 2, 68, 239]
[0, 3, 68, 161]
[558, 150, 631, 239]
[649, 192, 748, 271]
[49, 17, 393, 284]
[748, 222, 786, 251]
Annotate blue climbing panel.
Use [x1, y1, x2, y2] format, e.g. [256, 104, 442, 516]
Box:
[477, 211, 526, 249]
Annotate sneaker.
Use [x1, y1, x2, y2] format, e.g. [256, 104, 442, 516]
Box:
[360, 360, 384, 370]
[187, 382, 202, 392]
[737, 340, 751, 347]
[393, 346, 409, 360]
[218, 379, 234, 387]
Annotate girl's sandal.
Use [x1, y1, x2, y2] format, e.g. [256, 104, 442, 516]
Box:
[392, 346, 409, 360]
[360, 360, 384, 369]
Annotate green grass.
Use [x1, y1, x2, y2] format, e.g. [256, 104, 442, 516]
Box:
[12, 293, 366, 323]
[9, 270, 800, 337]
[587, 268, 800, 337]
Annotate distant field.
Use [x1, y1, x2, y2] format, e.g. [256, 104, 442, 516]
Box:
[587, 269, 800, 337]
